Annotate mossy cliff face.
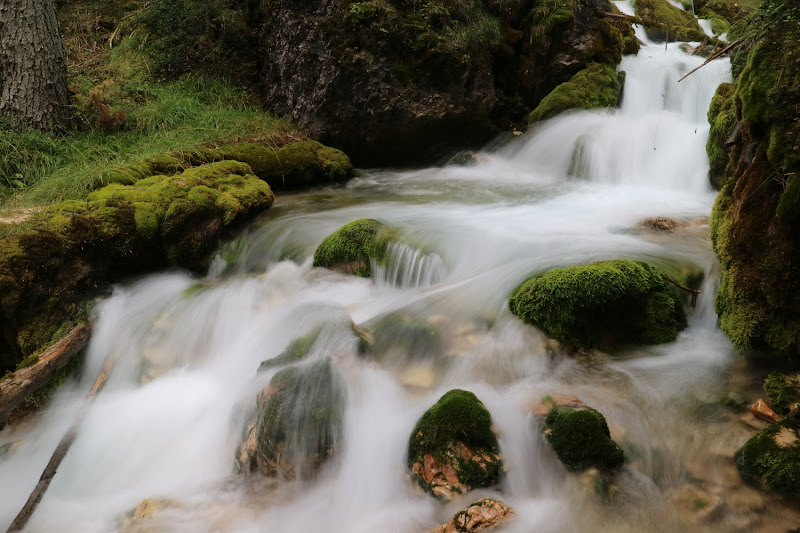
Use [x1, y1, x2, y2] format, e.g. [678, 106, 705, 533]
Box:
[313, 218, 396, 277]
[735, 418, 800, 495]
[0, 140, 352, 372]
[706, 83, 737, 189]
[634, 0, 707, 42]
[528, 62, 625, 123]
[407, 389, 504, 501]
[545, 405, 625, 471]
[508, 259, 687, 350]
[258, 0, 636, 166]
[709, 0, 800, 360]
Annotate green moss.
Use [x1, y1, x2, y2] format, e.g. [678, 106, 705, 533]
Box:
[706, 83, 738, 189]
[258, 328, 322, 371]
[634, 0, 708, 41]
[545, 406, 625, 471]
[509, 259, 687, 349]
[15, 353, 39, 369]
[528, 63, 624, 123]
[23, 356, 80, 409]
[313, 219, 396, 277]
[764, 372, 800, 415]
[255, 359, 345, 478]
[777, 177, 800, 226]
[735, 418, 800, 495]
[407, 390, 503, 496]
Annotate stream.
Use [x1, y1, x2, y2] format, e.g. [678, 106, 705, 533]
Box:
[2, 24, 800, 533]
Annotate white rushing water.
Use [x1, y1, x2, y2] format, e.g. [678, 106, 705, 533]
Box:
[3, 38, 796, 533]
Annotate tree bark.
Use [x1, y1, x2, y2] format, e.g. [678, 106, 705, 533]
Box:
[0, 0, 70, 132]
[0, 325, 91, 426]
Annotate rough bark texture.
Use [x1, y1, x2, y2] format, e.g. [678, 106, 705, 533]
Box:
[0, 0, 71, 132]
[0, 325, 91, 426]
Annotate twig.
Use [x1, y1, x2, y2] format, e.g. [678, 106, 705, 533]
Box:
[678, 37, 745, 83]
[661, 274, 703, 308]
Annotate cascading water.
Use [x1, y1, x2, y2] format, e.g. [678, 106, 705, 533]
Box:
[3, 35, 799, 533]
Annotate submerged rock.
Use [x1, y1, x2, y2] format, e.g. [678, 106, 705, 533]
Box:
[427, 498, 514, 533]
[312, 219, 396, 277]
[258, 328, 322, 371]
[120, 498, 180, 533]
[509, 259, 687, 350]
[735, 418, 800, 495]
[361, 312, 443, 362]
[545, 405, 625, 472]
[239, 360, 345, 480]
[408, 390, 503, 501]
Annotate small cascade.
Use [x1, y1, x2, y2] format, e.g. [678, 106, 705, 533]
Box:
[372, 241, 446, 289]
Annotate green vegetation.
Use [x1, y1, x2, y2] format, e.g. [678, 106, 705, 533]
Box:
[706, 83, 738, 189]
[698, 0, 761, 35]
[634, 0, 707, 41]
[258, 328, 322, 371]
[528, 63, 624, 123]
[313, 219, 397, 277]
[255, 360, 345, 478]
[764, 372, 800, 415]
[407, 389, 503, 498]
[735, 418, 800, 495]
[545, 406, 625, 471]
[508, 260, 687, 350]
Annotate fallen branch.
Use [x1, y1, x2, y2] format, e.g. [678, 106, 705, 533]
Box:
[6, 351, 115, 533]
[678, 37, 744, 83]
[661, 274, 703, 308]
[0, 325, 92, 426]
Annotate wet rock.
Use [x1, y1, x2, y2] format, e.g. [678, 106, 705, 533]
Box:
[0, 440, 22, 460]
[577, 467, 620, 499]
[528, 63, 625, 123]
[408, 390, 503, 501]
[427, 498, 514, 533]
[258, 328, 322, 371]
[529, 393, 586, 418]
[509, 259, 687, 350]
[312, 219, 396, 277]
[238, 360, 345, 480]
[735, 418, 800, 495]
[738, 412, 771, 432]
[763, 372, 800, 416]
[750, 398, 782, 424]
[120, 498, 180, 532]
[669, 484, 724, 524]
[544, 405, 625, 472]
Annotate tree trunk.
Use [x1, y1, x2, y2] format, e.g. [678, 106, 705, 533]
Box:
[0, 0, 70, 132]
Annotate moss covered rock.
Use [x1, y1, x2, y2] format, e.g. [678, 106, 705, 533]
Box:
[313, 219, 397, 277]
[698, 0, 760, 35]
[508, 259, 687, 350]
[528, 63, 625, 123]
[764, 373, 800, 415]
[709, 1, 800, 360]
[634, 0, 707, 42]
[735, 418, 800, 495]
[545, 405, 625, 471]
[408, 389, 503, 501]
[247, 360, 345, 479]
[706, 83, 738, 189]
[362, 312, 442, 361]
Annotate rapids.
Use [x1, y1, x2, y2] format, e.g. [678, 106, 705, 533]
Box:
[2, 31, 799, 533]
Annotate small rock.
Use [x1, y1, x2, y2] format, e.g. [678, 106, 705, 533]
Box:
[750, 398, 782, 424]
[528, 393, 586, 418]
[738, 412, 771, 431]
[427, 499, 514, 533]
[669, 484, 724, 523]
[120, 498, 179, 532]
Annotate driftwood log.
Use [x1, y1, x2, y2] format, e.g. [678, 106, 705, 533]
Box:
[5, 342, 115, 533]
[0, 324, 91, 426]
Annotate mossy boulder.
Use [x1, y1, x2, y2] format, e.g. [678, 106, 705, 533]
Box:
[545, 405, 625, 471]
[706, 83, 738, 189]
[244, 360, 345, 479]
[528, 63, 625, 123]
[508, 259, 687, 350]
[408, 389, 503, 501]
[313, 218, 397, 277]
[634, 0, 707, 42]
[735, 418, 800, 495]
[764, 373, 800, 415]
[698, 0, 760, 34]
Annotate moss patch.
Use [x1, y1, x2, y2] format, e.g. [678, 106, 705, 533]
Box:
[764, 372, 800, 415]
[313, 219, 396, 277]
[545, 405, 625, 471]
[706, 83, 738, 189]
[634, 0, 708, 41]
[258, 328, 321, 371]
[509, 259, 687, 350]
[528, 63, 624, 123]
[735, 418, 800, 495]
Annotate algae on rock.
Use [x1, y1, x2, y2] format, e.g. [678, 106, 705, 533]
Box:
[528, 63, 625, 123]
[508, 259, 687, 350]
[313, 219, 396, 277]
[407, 389, 504, 501]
